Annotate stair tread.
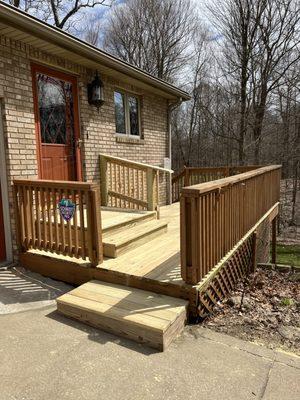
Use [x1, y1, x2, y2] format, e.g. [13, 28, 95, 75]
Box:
[57, 280, 188, 335]
[103, 219, 168, 246]
[102, 211, 156, 232]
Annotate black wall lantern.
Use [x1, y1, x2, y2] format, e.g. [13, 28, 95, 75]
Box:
[88, 71, 104, 111]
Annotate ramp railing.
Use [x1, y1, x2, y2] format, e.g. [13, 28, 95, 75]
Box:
[172, 165, 262, 203]
[180, 165, 281, 284]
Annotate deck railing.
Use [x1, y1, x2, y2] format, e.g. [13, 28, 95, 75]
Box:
[99, 154, 173, 213]
[172, 165, 262, 202]
[13, 179, 103, 266]
[180, 165, 281, 284]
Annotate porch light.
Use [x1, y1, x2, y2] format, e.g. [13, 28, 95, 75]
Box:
[88, 71, 104, 110]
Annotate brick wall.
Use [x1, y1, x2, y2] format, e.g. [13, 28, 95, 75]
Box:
[78, 73, 169, 205]
[0, 35, 170, 259]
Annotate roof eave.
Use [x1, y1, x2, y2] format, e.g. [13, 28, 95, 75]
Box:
[0, 2, 191, 101]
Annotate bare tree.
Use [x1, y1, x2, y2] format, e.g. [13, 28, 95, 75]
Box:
[172, 27, 225, 169]
[103, 0, 193, 82]
[249, 0, 300, 163]
[207, 0, 300, 164]
[207, 0, 264, 164]
[83, 21, 101, 46]
[7, 0, 113, 30]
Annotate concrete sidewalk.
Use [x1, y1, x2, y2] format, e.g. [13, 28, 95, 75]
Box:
[0, 268, 299, 400]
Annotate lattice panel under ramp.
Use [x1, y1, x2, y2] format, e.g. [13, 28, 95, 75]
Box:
[197, 234, 255, 318]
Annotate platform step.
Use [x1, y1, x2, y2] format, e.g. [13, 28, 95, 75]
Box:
[102, 210, 157, 234]
[57, 280, 188, 351]
[103, 219, 168, 258]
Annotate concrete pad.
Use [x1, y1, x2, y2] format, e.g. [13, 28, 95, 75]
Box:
[262, 362, 300, 400]
[0, 266, 72, 314]
[2, 306, 299, 400]
[275, 350, 300, 369]
[0, 267, 299, 400]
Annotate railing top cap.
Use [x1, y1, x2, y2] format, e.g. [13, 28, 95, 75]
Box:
[181, 165, 282, 195]
[13, 178, 98, 190]
[99, 153, 173, 174]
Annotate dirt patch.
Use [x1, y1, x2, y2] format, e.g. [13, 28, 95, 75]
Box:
[203, 267, 300, 355]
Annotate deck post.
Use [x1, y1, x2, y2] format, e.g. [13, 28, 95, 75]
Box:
[146, 167, 156, 211]
[250, 231, 257, 273]
[99, 155, 108, 206]
[90, 184, 103, 266]
[184, 166, 190, 187]
[271, 216, 277, 264]
[13, 184, 23, 252]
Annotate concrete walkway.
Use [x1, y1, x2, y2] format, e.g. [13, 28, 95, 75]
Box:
[0, 267, 299, 400]
[0, 266, 72, 314]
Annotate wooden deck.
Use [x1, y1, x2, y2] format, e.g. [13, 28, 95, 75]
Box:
[20, 202, 198, 311]
[101, 203, 182, 285]
[14, 166, 281, 349]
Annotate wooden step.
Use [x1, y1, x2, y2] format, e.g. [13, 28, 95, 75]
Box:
[57, 280, 188, 351]
[102, 210, 157, 234]
[103, 219, 168, 258]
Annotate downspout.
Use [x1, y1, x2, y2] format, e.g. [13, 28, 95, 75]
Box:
[167, 97, 183, 204]
[0, 99, 13, 262]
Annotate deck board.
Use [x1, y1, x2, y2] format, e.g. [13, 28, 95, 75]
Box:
[100, 203, 183, 286]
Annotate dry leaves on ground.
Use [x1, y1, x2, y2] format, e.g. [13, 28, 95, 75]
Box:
[203, 267, 300, 355]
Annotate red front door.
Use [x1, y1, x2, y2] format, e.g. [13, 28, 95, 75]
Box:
[0, 183, 6, 262]
[32, 64, 82, 181]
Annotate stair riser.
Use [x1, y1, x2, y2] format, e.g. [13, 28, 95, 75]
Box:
[57, 300, 187, 351]
[103, 225, 168, 258]
[57, 303, 165, 350]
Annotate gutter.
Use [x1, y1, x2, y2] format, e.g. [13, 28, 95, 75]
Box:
[0, 1, 190, 101]
[167, 97, 184, 204]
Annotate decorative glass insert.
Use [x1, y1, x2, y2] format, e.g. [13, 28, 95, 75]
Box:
[114, 91, 126, 134]
[114, 91, 140, 137]
[37, 73, 74, 145]
[128, 96, 139, 136]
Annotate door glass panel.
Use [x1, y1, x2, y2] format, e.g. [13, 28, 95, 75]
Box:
[36, 73, 74, 145]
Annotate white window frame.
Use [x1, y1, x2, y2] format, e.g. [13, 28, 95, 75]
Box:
[114, 90, 142, 138]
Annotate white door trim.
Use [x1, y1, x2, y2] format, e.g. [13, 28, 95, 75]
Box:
[0, 100, 13, 262]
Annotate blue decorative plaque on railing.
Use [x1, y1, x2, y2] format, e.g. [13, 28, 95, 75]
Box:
[58, 199, 76, 222]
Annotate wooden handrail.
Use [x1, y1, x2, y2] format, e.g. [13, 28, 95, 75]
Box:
[13, 179, 103, 266]
[99, 153, 173, 174]
[13, 179, 98, 190]
[172, 165, 263, 203]
[183, 165, 282, 195]
[99, 154, 172, 213]
[180, 165, 281, 284]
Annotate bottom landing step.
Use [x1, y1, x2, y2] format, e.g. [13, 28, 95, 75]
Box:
[56, 280, 188, 351]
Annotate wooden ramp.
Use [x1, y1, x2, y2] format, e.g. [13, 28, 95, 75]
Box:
[57, 280, 188, 351]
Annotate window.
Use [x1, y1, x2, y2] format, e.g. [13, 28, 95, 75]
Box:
[114, 91, 141, 137]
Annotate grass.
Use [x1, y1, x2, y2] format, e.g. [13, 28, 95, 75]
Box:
[276, 244, 300, 267]
[280, 298, 294, 307]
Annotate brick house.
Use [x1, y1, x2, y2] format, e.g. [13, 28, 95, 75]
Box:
[0, 2, 189, 263]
